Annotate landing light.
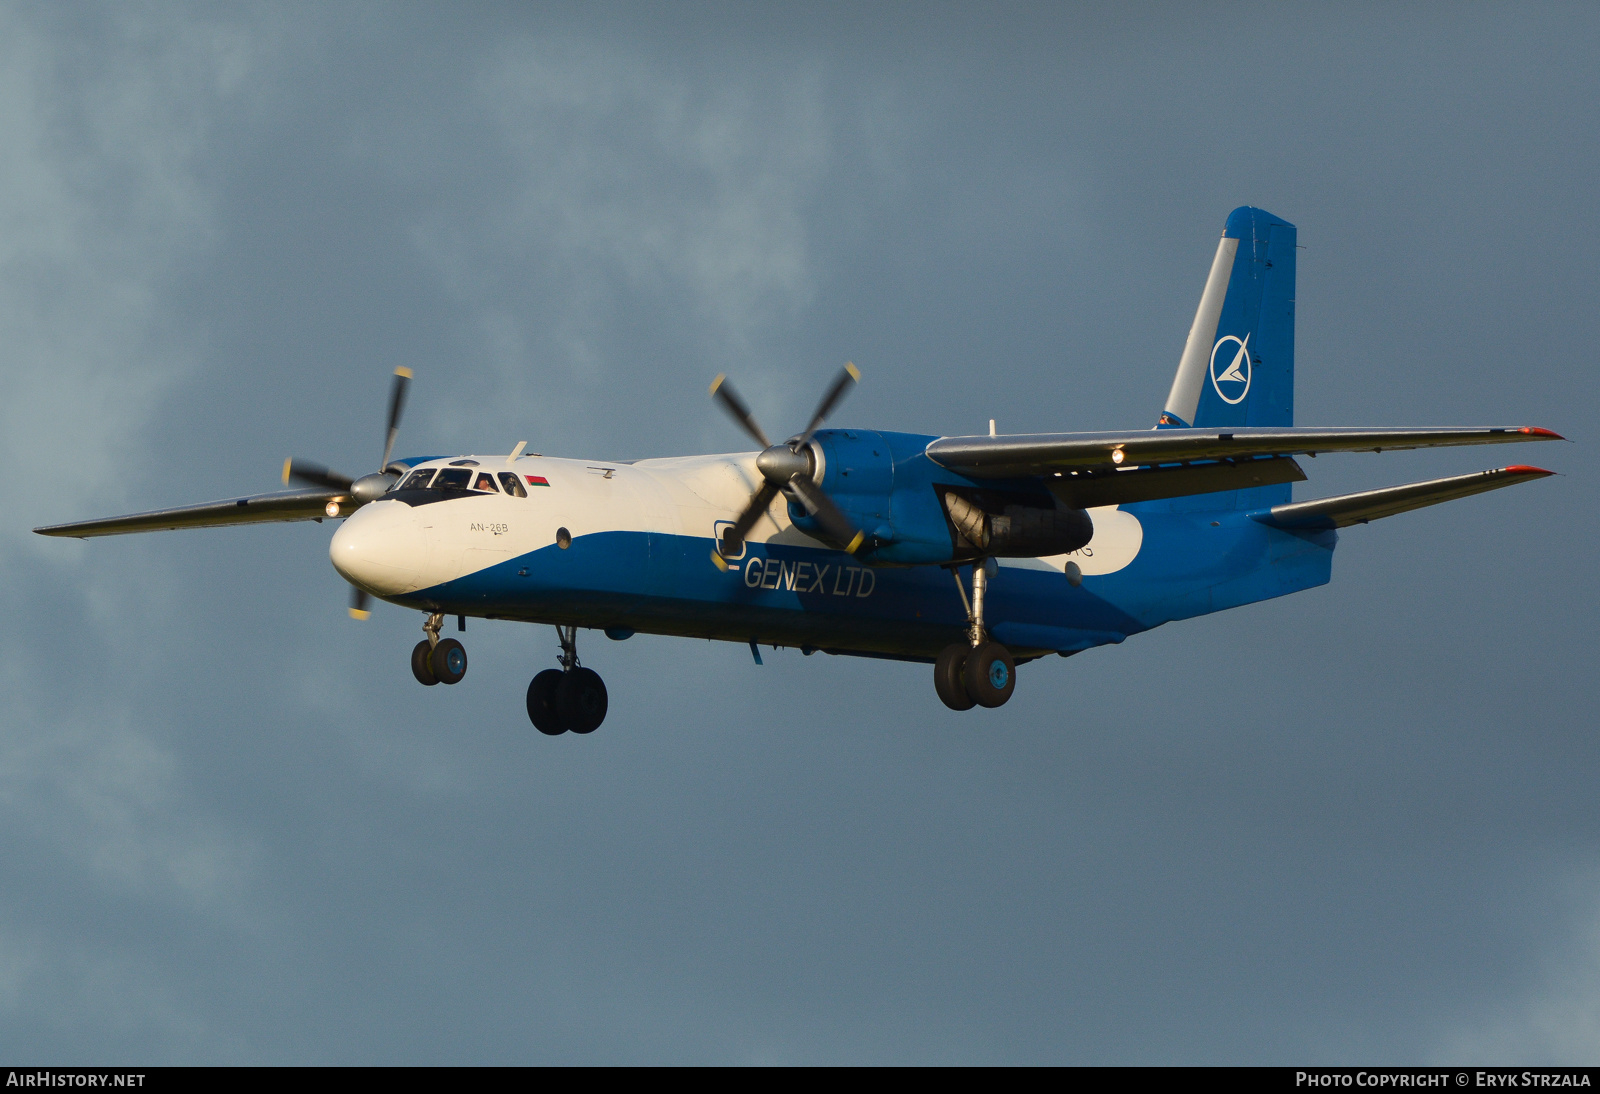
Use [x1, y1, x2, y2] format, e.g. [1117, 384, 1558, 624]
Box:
[1111, 448, 1125, 465]
[325, 501, 341, 517]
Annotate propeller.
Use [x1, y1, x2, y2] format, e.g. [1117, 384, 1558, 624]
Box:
[283, 367, 414, 618]
[709, 363, 865, 569]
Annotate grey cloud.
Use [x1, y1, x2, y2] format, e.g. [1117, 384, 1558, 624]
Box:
[1, 1, 1597, 1064]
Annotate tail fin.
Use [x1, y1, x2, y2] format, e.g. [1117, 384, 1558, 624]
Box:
[1148, 206, 1296, 512]
[1160, 206, 1295, 432]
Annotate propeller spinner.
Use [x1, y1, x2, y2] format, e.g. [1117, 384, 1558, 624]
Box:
[283, 366, 413, 618]
[709, 363, 865, 570]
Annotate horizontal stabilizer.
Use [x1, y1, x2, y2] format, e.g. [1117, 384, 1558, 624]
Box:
[1251, 465, 1555, 531]
[1046, 455, 1305, 509]
[34, 488, 344, 538]
[925, 426, 1563, 479]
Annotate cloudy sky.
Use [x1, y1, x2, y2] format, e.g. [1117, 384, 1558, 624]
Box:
[2, 1, 1597, 1064]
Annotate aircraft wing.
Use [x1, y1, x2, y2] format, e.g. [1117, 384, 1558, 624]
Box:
[1251, 465, 1555, 531]
[34, 488, 345, 539]
[924, 426, 1564, 479]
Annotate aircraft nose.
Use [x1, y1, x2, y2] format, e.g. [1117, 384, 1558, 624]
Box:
[330, 500, 425, 595]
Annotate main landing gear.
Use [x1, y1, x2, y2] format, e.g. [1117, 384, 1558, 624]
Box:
[526, 624, 608, 736]
[411, 612, 468, 686]
[934, 559, 1017, 711]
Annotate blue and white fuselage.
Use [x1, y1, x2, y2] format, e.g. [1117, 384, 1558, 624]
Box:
[331, 436, 1331, 662]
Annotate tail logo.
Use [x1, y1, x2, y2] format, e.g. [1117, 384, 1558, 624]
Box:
[1209, 333, 1252, 405]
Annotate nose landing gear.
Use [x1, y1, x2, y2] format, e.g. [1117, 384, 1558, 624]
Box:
[411, 612, 468, 686]
[935, 560, 1016, 710]
[526, 625, 608, 735]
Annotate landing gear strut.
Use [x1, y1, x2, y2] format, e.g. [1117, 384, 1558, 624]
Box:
[935, 560, 1016, 710]
[411, 612, 468, 686]
[526, 625, 608, 735]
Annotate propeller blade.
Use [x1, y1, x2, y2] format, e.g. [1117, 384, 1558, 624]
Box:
[380, 367, 412, 472]
[797, 362, 860, 445]
[710, 374, 771, 449]
[283, 459, 355, 491]
[710, 481, 780, 569]
[348, 586, 370, 621]
[786, 475, 866, 554]
[726, 481, 780, 553]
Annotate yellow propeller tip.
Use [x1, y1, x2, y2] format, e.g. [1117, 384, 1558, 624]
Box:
[709, 373, 726, 396]
[844, 361, 860, 381]
[281, 457, 292, 485]
[845, 531, 866, 554]
[348, 608, 371, 621]
[709, 550, 729, 572]
[394, 366, 413, 379]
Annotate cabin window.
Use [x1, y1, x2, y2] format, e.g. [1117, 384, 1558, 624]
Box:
[433, 468, 472, 490]
[472, 472, 499, 493]
[498, 472, 527, 498]
[398, 468, 436, 490]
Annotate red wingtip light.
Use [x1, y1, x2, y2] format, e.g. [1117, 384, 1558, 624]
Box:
[1501, 465, 1555, 476]
[1518, 427, 1565, 439]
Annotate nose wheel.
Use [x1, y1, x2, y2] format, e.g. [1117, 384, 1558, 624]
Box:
[411, 612, 468, 686]
[935, 561, 1016, 710]
[526, 625, 608, 735]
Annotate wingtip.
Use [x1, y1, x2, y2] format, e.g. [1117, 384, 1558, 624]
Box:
[1519, 427, 1564, 439]
[1501, 464, 1557, 476]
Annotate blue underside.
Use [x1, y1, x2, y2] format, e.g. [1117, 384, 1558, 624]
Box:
[385, 506, 1336, 663]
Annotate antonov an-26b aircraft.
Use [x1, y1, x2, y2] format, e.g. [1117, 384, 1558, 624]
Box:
[37, 208, 1563, 735]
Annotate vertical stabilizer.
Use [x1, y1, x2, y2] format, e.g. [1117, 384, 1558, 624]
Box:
[1159, 206, 1295, 432]
[1152, 206, 1296, 510]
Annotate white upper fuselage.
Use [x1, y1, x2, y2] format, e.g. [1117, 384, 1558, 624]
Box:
[331, 451, 797, 597]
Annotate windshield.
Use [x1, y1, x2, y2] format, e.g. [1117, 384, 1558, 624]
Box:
[433, 468, 472, 490]
[398, 468, 436, 490]
[498, 472, 527, 498]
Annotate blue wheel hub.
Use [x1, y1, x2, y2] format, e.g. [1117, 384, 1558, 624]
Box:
[988, 660, 1009, 689]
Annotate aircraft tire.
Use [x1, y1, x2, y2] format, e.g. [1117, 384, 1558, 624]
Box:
[411, 640, 438, 686]
[527, 669, 566, 735]
[430, 638, 467, 685]
[934, 643, 976, 711]
[557, 667, 608, 734]
[963, 641, 1015, 708]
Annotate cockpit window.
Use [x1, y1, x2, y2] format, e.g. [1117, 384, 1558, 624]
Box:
[498, 472, 527, 498]
[472, 472, 499, 493]
[433, 468, 472, 490]
[398, 468, 436, 490]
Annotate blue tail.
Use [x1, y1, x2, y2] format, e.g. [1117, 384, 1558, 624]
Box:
[1153, 206, 1296, 509]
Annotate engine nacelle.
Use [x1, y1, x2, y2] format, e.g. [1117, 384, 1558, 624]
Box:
[807, 428, 1096, 566]
[942, 490, 1092, 558]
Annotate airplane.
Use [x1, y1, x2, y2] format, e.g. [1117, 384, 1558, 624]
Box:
[34, 207, 1564, 735]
